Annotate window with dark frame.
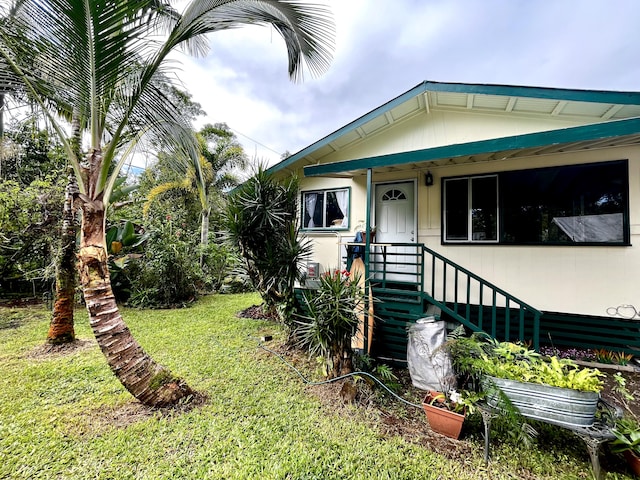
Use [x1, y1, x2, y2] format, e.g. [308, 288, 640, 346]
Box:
[443, 160, 629, 245]
[302, 188, 350, 229]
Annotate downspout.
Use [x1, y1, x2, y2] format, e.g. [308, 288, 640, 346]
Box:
[364, 168, 372, 353]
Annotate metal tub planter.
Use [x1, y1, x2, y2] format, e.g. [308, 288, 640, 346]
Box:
[484, 376, 600, 428]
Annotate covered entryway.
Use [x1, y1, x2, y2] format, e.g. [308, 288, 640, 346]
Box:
[373, 180, 418, 283]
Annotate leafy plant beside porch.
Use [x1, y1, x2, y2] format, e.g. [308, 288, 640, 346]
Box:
[294, 268, 364, 378]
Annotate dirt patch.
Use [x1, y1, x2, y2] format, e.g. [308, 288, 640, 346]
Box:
[237, 304, 278, 321]
[28, 338, 97, 359]
[71, 392, 209, 437]
[600, 367, 640, 420]
[90, 401, 157, 430]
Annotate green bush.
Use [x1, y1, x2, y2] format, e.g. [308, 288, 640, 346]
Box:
[199, 237, 248, 293]
[295, 268, 363, 378]
[127, 220, 202, 308]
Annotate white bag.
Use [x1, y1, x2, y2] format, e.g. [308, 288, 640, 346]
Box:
[407, 318, 455, 392]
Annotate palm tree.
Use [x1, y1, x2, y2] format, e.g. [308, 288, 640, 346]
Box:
[0, 0, 333, 407]
[145, 123, 247, 261]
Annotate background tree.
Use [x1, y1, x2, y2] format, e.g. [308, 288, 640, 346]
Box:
[131, 123, 248, 307]
[0, 121, 66, 295]
[0, 0, 333, 407]
[145, 123, 247, 258]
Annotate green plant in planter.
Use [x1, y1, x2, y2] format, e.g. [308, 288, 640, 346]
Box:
[449, 333, 604, 393]
[429, 389, 482, 415]
[612, 418, 640, 456]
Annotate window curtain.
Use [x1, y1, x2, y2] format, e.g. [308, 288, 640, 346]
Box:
[305, 194, 317, 228]
[335, 190, 349, 227]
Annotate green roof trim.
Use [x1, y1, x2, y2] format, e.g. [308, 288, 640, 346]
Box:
[267, 81, 640, 176]
[303, 117, 640, 177]
[421, 81, 640, 104]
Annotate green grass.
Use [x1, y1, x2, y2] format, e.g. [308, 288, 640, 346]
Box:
[0, 294, 633, 479]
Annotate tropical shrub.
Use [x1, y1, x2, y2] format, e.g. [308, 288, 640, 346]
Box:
[127, 218, 201, 308]
[198, 237, 245, 292]
[225, 166, 311, 327]
[295, 268, 363, 378]
[106, 220, 149, 303]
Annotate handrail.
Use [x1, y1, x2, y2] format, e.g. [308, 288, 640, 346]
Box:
[367, 242, 543, 350]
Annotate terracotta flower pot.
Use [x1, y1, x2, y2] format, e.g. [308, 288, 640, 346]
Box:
[624, 450, 640, 476]
[422, 391, 465, 439]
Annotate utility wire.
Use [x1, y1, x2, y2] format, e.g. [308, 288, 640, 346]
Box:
[229, 127, 283, 156]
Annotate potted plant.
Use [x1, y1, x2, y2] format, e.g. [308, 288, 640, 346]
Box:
[609, 372, 640, 475]
[422, 388, 477, 439]
[449, 333, 605, 428]
[611, 418, 640, 475]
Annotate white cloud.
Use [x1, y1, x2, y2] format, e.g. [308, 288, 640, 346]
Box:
[166, 0, 640, 168]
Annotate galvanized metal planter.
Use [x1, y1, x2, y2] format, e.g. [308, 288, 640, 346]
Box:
[484, 376, 600, 428]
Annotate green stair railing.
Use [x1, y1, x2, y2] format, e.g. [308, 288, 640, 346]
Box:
[367, 242, 543, 350]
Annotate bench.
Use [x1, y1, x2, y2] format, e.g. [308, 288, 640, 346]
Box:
[479, 398, 621, 480]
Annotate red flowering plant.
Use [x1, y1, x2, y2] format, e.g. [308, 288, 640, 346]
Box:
[295, 268, 365, 378]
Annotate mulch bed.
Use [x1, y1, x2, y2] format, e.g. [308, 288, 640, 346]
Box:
[237, 304, 279, 321]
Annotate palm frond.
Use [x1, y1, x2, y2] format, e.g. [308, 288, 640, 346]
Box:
[143, 180, 190, 217]
[168, 0, 334, 81]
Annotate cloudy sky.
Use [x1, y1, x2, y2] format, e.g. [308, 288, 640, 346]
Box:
[171, 0, 640, 168]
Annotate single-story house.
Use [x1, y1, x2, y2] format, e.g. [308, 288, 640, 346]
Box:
[268, 81, 640, 364]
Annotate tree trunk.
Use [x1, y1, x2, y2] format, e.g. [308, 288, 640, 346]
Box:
[47, 171, 78, 344]
[199, 208, 209, 266]
[78, 192, 195, 407]
[0, 93, 4, 139]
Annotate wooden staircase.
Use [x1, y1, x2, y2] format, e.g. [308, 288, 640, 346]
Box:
[368, 243, 542, 365]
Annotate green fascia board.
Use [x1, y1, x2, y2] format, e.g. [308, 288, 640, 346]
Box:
[267, 81, 640, 177]
[304, 117, 640, 177]
[422, 81, 640, 105]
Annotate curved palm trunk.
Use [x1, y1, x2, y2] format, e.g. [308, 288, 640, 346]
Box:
[47, 172, 78, 344]
[78, 183, 194, 407]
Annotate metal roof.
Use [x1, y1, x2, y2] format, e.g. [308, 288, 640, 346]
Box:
[268, 81, 640, 178]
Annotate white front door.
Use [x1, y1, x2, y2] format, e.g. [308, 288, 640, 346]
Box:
[374, 181, 418, 282]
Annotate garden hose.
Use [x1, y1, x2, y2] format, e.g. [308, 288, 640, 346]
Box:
[254, 337, 423, 409]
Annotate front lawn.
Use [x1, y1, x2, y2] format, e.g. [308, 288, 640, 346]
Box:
[0, 294, 632, 479]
